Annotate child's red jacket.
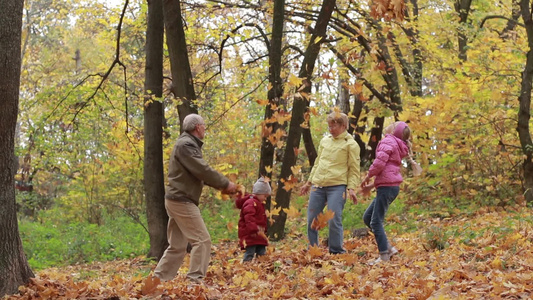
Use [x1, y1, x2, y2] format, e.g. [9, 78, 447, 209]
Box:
[235, 194, 268, 249]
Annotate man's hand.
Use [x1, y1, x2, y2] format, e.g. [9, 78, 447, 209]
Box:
[348, 188, 358, 204]
[222, 182, 237, 194]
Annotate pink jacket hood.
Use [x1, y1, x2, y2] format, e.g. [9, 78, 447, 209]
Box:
[367, 134, 409, 187]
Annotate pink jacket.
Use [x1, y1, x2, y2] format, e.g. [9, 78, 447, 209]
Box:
[367, 134, 409, 187]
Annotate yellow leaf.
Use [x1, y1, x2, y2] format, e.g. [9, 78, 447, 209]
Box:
[490, 257, 503, 270]
[290, 165, 301, 176]
[288, 74, 303, 87]
[285, 206, 301, 218]
[268, 206, 282, 218]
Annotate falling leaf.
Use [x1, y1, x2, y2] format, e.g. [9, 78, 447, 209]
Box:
[258, 231, 268, 241]
[288, 74, 303, 87]
[311, 210, 335, 230]
[290, 165, 301, 176]
[226, 221, 234, 231]
[256, 99, 269, 105]
[237, 184, 246, 195]
[285, 206, 301, 218]
[281, 175, 298, 192]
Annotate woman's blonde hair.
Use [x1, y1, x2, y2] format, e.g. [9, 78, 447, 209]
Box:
[326, 111, 349, 128]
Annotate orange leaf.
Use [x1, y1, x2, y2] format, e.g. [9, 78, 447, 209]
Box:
[226, 221, 234, 231]
[311, 210, 335, 230]
[141, 276, 160, 295]
[237, 184, 246, 195]
[256, 99, 269, 105]
[309, 245, 323, 257]
[258, 231, 268, 241]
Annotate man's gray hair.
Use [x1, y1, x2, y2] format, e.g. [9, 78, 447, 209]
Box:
[182, 114, 204, 132]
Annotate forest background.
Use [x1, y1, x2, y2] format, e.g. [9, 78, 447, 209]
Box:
[1, 0, 533, 297]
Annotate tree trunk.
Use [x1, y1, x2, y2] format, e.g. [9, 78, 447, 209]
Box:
[367, 116, 385, 161]
[164, 0, 198, 126]
[268, 0, 336, 240]
[350, 93, 367, 164]
[302, 124, 317, 167]
[144, 0, 168, 261]
[0, 0, 35, 296]
[259, 0, 286, 179]
[518, 0, 533, 203]
[336, 75, 350, 113]
[454, 0, 472, 61]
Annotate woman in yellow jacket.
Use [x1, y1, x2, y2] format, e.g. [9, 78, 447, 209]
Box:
[300, 112, 360, 254]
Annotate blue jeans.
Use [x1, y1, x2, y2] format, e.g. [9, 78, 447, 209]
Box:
[363, 186, 400, 253]
[243, 245, 266, 261]
[307, 185, 347, 254]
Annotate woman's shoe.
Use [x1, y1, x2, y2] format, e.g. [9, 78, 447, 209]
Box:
[368, 253, 390, 265]
[389, 246, 399, 258]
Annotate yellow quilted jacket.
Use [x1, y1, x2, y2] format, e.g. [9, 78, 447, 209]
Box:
[308, 131, 361, 190]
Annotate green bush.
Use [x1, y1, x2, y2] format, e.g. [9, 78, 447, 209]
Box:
[19, 209, 149, 270]
[19, 191, 417, 270]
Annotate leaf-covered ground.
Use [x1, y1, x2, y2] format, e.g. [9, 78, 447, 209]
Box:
[6, 207, 533, 299]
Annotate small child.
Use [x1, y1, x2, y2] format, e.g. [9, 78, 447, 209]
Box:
[235, 177, 270, 262]
[361, 121, 414, 265]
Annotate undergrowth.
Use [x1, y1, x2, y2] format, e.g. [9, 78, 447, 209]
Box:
[18, 189, 532, 271]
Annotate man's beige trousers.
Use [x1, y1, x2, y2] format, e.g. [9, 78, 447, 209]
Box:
[154, 200, 211, 281]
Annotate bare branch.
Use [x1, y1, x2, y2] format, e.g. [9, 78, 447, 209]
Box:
[480, 15, 525, 29]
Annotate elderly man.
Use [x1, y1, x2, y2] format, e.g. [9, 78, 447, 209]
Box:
[154, 114, 236, 283]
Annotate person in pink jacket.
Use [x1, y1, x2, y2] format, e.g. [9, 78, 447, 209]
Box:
[361, 121, 411, 264]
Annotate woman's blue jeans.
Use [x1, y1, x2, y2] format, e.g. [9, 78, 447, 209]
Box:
[307, 185, 347, 254]
[363, 186, 400, 253]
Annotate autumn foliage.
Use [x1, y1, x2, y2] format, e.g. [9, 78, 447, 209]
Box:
[6, 207, 532, 299]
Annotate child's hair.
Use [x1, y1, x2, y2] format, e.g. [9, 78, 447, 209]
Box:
[327, 112, 348, 128]
[392, 121, 411, 142]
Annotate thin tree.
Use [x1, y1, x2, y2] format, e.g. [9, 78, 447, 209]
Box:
[259, 0, 286, 179]
[268, 0, 336, 239]
[164, 0, 198, 125]
[0, 0, 35, 295]
[144, 0, 168, 260]
[517, 0, 533, 203]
